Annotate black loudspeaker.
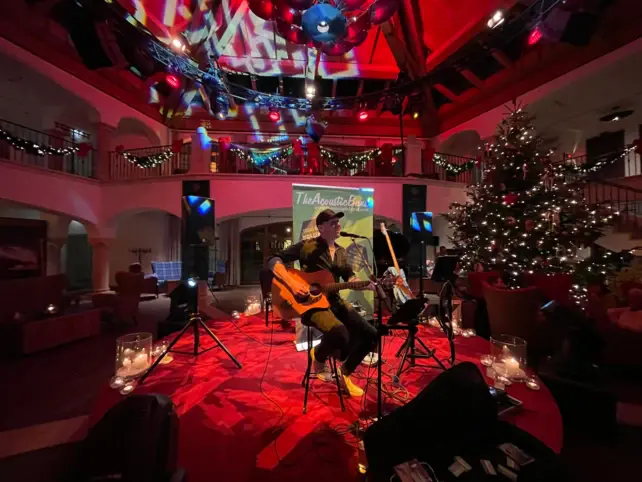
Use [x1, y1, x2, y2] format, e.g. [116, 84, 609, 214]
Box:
[403, 185, 427, 277]
[74, 394, 185, 482]
[181, 181, 213, 281]
[52, 1, 125, 70]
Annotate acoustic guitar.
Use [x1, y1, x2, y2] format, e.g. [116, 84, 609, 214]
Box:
[380, 223, 414, 304]
[271, 268, 371, 320]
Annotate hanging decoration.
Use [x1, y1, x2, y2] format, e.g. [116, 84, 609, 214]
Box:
[123, 149, 173, 168]
[305, 114, 327, 143]
[248, 0, 400, 54]
[0, 128, 80, 157]
[433, 153, 477, 175]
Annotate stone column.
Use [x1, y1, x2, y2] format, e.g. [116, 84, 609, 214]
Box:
[404, 135, 423, 176]
[47, 237, 67, 275]
[89, 237, 113, 292]
[94, 122, 116, 181]
[189, 129, 212, 174]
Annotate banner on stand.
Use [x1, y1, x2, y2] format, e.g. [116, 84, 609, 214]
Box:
[292, 184, 375, 317]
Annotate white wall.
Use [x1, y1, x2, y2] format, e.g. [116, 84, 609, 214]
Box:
[109, 211, 180, 281]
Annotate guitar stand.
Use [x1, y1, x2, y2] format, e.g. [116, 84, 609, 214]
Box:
[394, 321, 447, 380]
[138, 312, 241, 385]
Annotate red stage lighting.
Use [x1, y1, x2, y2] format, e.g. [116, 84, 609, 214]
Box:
[528, 26, 543, 46]
[357, 109, 368, 121]
[269, 109, 281, 122]
[165, 74, 180, 88]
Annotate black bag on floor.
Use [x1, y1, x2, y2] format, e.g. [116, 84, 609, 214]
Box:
[364, 362, 564, 481]
[73, 394, 185, 482]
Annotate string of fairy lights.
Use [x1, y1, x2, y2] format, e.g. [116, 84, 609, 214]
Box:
[123, 149, 173, 168]
[0, 127, 80, 157]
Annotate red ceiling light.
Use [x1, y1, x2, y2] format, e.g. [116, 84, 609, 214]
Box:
[528, 26, 543, 46]
[357, 109, 369, 121]
[269, 109, 281, 122]
[165, 74, 180, 88]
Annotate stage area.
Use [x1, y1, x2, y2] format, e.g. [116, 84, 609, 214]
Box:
[92, 314, 563, 482]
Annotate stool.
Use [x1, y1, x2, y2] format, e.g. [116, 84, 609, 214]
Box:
[301, 325, 345, 414]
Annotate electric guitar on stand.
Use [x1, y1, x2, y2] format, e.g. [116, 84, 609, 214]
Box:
[380, 223, 414, 304]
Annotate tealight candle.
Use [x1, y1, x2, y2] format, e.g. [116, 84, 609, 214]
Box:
[504, 357, 520, 377]
[526, 377, 541, 391]
[120, 382, 135, 395]
[480, 354, 493, 367]
[109, 376, 125, 389]
[462, 329, 475, 338]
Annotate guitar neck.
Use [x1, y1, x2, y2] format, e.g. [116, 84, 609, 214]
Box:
[383, 231, 401, 273]
[323, 281, 370, 293]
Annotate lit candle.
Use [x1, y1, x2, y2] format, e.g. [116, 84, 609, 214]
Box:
[504, 357, 520, 377]
[526, 377, 540, 390]
[480, 355, 493, 367]
[109, 376, 125, 389]
[120, 382, 135, 395]
[132, 353, 149, 371]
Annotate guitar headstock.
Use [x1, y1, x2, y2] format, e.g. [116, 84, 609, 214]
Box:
[380, 222, 387, 235]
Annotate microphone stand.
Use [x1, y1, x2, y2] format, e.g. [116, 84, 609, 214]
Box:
[349, 238, 387, 420]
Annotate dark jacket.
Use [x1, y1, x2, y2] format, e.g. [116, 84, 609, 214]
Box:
[268, 237, 355, 283]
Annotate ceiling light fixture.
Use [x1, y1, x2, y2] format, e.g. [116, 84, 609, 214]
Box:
[528, 26, 543, 46]
[165, 74, 180, 89]
[171, 37, 187, 52]
[487, 10, 504, 29]
[600, 110, 634, 122]
[305, 83, 316, 99]
[269, 108, 281, 122]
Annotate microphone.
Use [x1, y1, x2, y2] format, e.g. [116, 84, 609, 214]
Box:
[340, 231, 368, 239]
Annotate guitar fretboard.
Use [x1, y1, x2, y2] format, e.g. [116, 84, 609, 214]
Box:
[323, 281, 370, 292]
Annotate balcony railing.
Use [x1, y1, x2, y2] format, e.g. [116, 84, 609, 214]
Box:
[423, 152, 480, 185]
[221, 144, 406, 177]
[109, 144, 191, 181]
[584, 179, 642, 234]
[0, 119, 95, 178]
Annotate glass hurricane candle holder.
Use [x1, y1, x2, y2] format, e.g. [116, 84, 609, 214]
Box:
[490, 334, 527, 381]
[115, 332, 152, 380]
[244, 295, 261, 316]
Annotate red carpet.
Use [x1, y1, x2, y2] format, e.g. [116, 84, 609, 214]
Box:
[91, 315, 562, 482]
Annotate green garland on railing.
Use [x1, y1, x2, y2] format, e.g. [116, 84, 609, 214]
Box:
[433, 153, 477, 175]
[230, 146, 293, 168]
[554, 146, 635, 174]
[321, 147, 382, 171]
[123, 149, 172, 168]
[0, 127, 79, 157]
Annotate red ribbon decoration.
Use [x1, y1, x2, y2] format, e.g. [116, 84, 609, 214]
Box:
[380, 143, 393, 163]
[77, 142, 92, 157]
[171, 139, 184, 153]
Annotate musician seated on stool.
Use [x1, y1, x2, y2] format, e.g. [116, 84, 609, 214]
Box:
[267, 209, 377, 398]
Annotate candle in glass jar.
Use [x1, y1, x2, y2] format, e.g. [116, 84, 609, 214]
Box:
[526, 377, 541, 390]
[504, 357, 520, 377]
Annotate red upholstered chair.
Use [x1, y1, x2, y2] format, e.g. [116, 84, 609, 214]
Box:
[467, 271, 501, 299]
[483, 282, 546, 359]
[523, 273, 573, 306]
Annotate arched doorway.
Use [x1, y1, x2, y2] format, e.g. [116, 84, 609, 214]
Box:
[240, 222, 292, 284]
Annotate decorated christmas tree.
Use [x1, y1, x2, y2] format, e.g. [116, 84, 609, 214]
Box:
[446, 104, 618, 290]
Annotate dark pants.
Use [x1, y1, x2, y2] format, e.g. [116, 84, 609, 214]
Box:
[303, 299, 378, 375]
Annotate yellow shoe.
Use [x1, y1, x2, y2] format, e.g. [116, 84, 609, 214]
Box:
[339, 369, 364, 397]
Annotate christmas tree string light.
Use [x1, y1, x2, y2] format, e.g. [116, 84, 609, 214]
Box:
[445, 104, 618, 295]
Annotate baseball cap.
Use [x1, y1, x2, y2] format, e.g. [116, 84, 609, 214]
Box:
[315, 209, 344, 226]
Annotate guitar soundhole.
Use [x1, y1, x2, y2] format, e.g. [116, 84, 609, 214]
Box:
[308, 284, 322, 296]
